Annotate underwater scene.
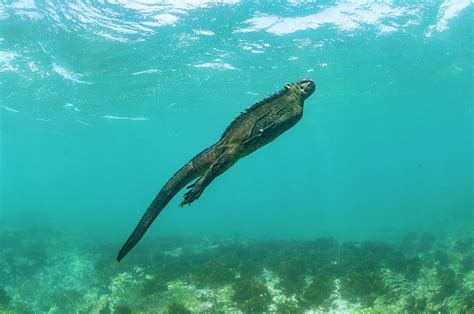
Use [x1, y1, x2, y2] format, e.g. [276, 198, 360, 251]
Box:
[1, 0, 473, 313]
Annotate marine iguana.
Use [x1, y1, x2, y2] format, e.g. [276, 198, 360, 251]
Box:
[117, 79, 316, 261]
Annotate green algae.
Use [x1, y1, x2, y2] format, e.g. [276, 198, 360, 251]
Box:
[418, 232, 436, 252]
[193, 260, 235, 288]
[140, 276, 168, 296]
[455, 238, 473, 254]
[0, 287, 11, 308]
[276, 256, 308, 295]
[461, 253, 474, 273]
[436, 266, 460, 300]
[404, 295, 428, 313]
[339, 270, 385, 306]
[231, 278, 271, 312]
[237, 259, 262, 279]
[165, 302, 191, 314]
[275, 299, 301, 314]
[2, 227, 474, 313]
[149, 254, 194, 282]
[112, 304, 132, 314]
[301, 272, 335, 308]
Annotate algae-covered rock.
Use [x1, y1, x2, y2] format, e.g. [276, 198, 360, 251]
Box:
[434, 249, 451, 267]
[302, 273, 335, 308]
[192, 260, 235, 288]
[462, 290, 474, 312]
[277, 257, 307, 295]
[232, 278, 271, 312]
[165, 302, 191, 314]
[340, 270, 385, 306]
[0, 287, 11, 307]
[140, 276, 168, 296]
[418, 232, 436, 252]
[150, 253, 194, 282]
[237, 259, 262, 279]
[404, 295, 427, 313]
[461, 253, 474, 273]
[2, 228, 474, 313]
[275, 299, 300, 313]
[455, 238, 473, 254]
[112, 304, 132, 314]
[436, 266, 459, 299]
[404, 256, 422, 281]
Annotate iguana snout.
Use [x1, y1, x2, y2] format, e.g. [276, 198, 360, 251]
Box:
[284, 78, 315, 100]
[297, 78, 316, 99]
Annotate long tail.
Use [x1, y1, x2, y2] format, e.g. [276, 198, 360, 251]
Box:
[116, 145, 219, 262]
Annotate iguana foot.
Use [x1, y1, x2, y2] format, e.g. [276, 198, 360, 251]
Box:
[180, 184, 203, 207]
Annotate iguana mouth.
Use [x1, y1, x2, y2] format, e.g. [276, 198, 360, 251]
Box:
[298, 78, 316, 98]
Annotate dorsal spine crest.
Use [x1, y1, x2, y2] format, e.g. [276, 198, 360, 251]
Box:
[221, 87, 289, 138]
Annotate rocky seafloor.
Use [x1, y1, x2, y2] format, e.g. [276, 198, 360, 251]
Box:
[1, 227, 473, 313]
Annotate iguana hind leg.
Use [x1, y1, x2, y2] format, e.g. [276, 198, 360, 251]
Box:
[180, 148, 236, 207]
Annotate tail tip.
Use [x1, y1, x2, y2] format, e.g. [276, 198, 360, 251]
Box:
[116, 248, 127, 262]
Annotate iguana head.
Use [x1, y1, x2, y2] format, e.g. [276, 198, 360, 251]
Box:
[285, 78, 316, 100]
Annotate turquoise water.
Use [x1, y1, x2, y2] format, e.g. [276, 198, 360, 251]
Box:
[1, 1, 473, 313]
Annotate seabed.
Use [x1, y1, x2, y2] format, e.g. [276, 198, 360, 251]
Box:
[1, 227, 473, 313]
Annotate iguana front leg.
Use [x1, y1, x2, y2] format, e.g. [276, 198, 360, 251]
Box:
[179, 148, 236, 207]
[243, 122, 274, 145]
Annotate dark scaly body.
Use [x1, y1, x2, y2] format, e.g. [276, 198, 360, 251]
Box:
[223, 87, 305, 158]
[117, 79, 316, 261]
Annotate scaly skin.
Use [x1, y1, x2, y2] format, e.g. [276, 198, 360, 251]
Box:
[117, 79, 316, 261]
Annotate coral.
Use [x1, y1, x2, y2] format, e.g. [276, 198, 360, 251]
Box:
[165, 303, 191, 314]
[231, 278, 271, 312]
